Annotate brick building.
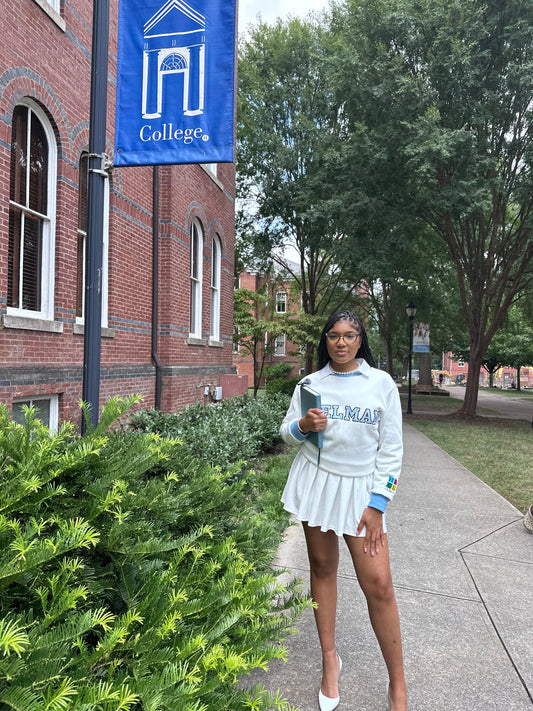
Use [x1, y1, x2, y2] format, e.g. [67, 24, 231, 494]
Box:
[233, 269, 301, 387]
[442, 352, 533, 388]
[0, 0, 245, 429]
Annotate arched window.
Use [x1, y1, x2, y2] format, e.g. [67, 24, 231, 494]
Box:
[161, 53, 187, 71]
[76, 152, 110, 326]
[210, 234, 221, 341]
[8, 100, 56, 318]
[190, 220, 203, 337]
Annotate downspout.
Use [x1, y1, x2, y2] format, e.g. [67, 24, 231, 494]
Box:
[152, 166, 162, 409]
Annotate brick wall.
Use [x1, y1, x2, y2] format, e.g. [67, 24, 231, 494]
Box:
[0, 0, 236, 425]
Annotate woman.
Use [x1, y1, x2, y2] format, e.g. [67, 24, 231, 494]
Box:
[280, 310, 407, 711]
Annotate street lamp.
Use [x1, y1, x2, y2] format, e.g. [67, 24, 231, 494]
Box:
[405, 301, 417, 415]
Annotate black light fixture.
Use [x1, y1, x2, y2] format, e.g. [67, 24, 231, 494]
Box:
[405, 301, 417, 414]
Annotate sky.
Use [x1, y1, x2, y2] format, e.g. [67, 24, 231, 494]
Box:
[238, 0, 328, 34]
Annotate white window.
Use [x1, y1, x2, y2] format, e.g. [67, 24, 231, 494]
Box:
[274, 333, 286, 356]
[13, 395, 59, 432]
[46, 0, 61, 11]
[76, 152, 109, 327]
[210, 234, 221, 340]
[276, 291, 287, 313]
[190, 220, 203, 337]
[458, 358, 465, 367]
[8, 99, 57, 319]
[233, 326, 240, 353]
[202, 163, 217, 177]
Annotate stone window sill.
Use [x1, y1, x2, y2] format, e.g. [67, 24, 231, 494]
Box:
[1, 314, 63, 333]
[187, 336, 207, 346]
[73, 323, 116, 338]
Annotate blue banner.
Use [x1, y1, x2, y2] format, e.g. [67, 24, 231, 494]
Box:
[114, 0, 236, 166]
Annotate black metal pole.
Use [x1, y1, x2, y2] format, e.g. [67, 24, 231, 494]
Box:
[407, 315, 413, 415]
[82, 0, 110, 432]
[152, 166, 163, 409]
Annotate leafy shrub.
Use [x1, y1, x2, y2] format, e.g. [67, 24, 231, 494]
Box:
[265, 377, 299, 396]
[262, 363, 295, 381]
[129, 393, 291, 470]
[0, 397, 309, 710]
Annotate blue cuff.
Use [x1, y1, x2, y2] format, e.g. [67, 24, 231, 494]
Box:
[368, 493, 389, 513]
[290, 420, 309, 441]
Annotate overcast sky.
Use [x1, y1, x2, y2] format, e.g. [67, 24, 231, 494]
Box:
[238, 0, 329, 34]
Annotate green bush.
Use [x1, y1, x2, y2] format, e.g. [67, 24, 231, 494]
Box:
[265, 378, 299, 396]
[0, 397, 308, 710]
[262, 364, 295, 381]
[129, 393, 291, 470]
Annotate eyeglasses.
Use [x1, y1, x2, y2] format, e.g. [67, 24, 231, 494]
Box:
[326, 332, 361, 344]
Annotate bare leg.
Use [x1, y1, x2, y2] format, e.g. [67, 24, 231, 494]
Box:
[302, 522, 342, 698]
[344, 533, 407, 711]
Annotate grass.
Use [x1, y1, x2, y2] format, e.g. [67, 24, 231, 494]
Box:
[478, 386, 533, 398]
[403, 393, 532, 513]
[399, 392, 463, 412]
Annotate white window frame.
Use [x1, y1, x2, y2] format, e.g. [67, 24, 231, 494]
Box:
[274, 333, 286, 356]
[210, 234, 221, 340]
[201, 163, 217, 177]
[8, 98, 57, 321]
[189, 219, 203, 337]
[276, 291, 287, 313]
[46, 0, 60, 11]
[458, 358, 465, 367]
[76, 153, 110, 328]
[12, 395, 59, 432]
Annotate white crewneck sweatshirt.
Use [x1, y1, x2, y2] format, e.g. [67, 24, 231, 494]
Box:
[280, 359, 403, 504]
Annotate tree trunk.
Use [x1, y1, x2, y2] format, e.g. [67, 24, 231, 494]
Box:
[459, 357, 482, 416]
[253, 342, 260, 397]
[418, 352, 432, 386]
[385, 338, 394, 378]
[305, 343, 315, 374]
[516, 366, 521, 391]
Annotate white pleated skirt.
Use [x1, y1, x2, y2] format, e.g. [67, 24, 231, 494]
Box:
[281, 451, 386, 538]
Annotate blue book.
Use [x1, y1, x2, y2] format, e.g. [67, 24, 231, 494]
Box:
[300, 383, 324, 449]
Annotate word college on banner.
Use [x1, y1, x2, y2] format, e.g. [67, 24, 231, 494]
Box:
[114, 0, 236, 166]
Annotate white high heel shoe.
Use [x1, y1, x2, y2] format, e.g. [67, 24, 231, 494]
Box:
[318, 655, 342, 711]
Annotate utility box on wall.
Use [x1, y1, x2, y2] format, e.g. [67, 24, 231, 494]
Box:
[220, 374, 248, 398]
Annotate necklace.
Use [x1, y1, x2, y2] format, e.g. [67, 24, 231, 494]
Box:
[330, 364, 359, 375]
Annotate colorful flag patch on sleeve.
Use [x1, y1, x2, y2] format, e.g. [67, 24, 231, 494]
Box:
[386, 476, 398, 492]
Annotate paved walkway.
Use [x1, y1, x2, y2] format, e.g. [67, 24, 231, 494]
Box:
[246, 424, 533, 710]
[445, 385, 533, 421]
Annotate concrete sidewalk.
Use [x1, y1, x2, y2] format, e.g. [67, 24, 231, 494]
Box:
[248, 424, 533, 710]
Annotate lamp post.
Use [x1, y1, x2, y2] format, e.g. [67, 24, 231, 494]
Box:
[405, 301, 417, 415]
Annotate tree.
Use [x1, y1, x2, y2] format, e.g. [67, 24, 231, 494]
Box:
[335, 0, 533, 415]
[233, 286, 289, 396]
[237, 17, 364, 371]
[452, 302, 533, 387]
[496, 305, 533, 389]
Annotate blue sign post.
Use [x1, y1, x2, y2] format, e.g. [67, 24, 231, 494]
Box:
[114, 0, 237, 166]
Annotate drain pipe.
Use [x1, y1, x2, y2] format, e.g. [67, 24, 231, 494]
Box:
[152, 166, 162, 409]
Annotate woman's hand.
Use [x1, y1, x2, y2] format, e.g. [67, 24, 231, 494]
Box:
[356, 507, 386, 556]
[298, 408, 327, 434]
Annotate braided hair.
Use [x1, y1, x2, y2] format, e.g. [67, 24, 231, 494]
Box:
[317, 310, 376, 369]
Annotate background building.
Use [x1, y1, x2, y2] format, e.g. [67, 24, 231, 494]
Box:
[233, 269, 301, 388]
[442, 353, 533, 388]
[0, 0, 245, 430]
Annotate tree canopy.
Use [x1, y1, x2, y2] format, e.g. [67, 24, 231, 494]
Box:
[237, 0, 533, 407]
